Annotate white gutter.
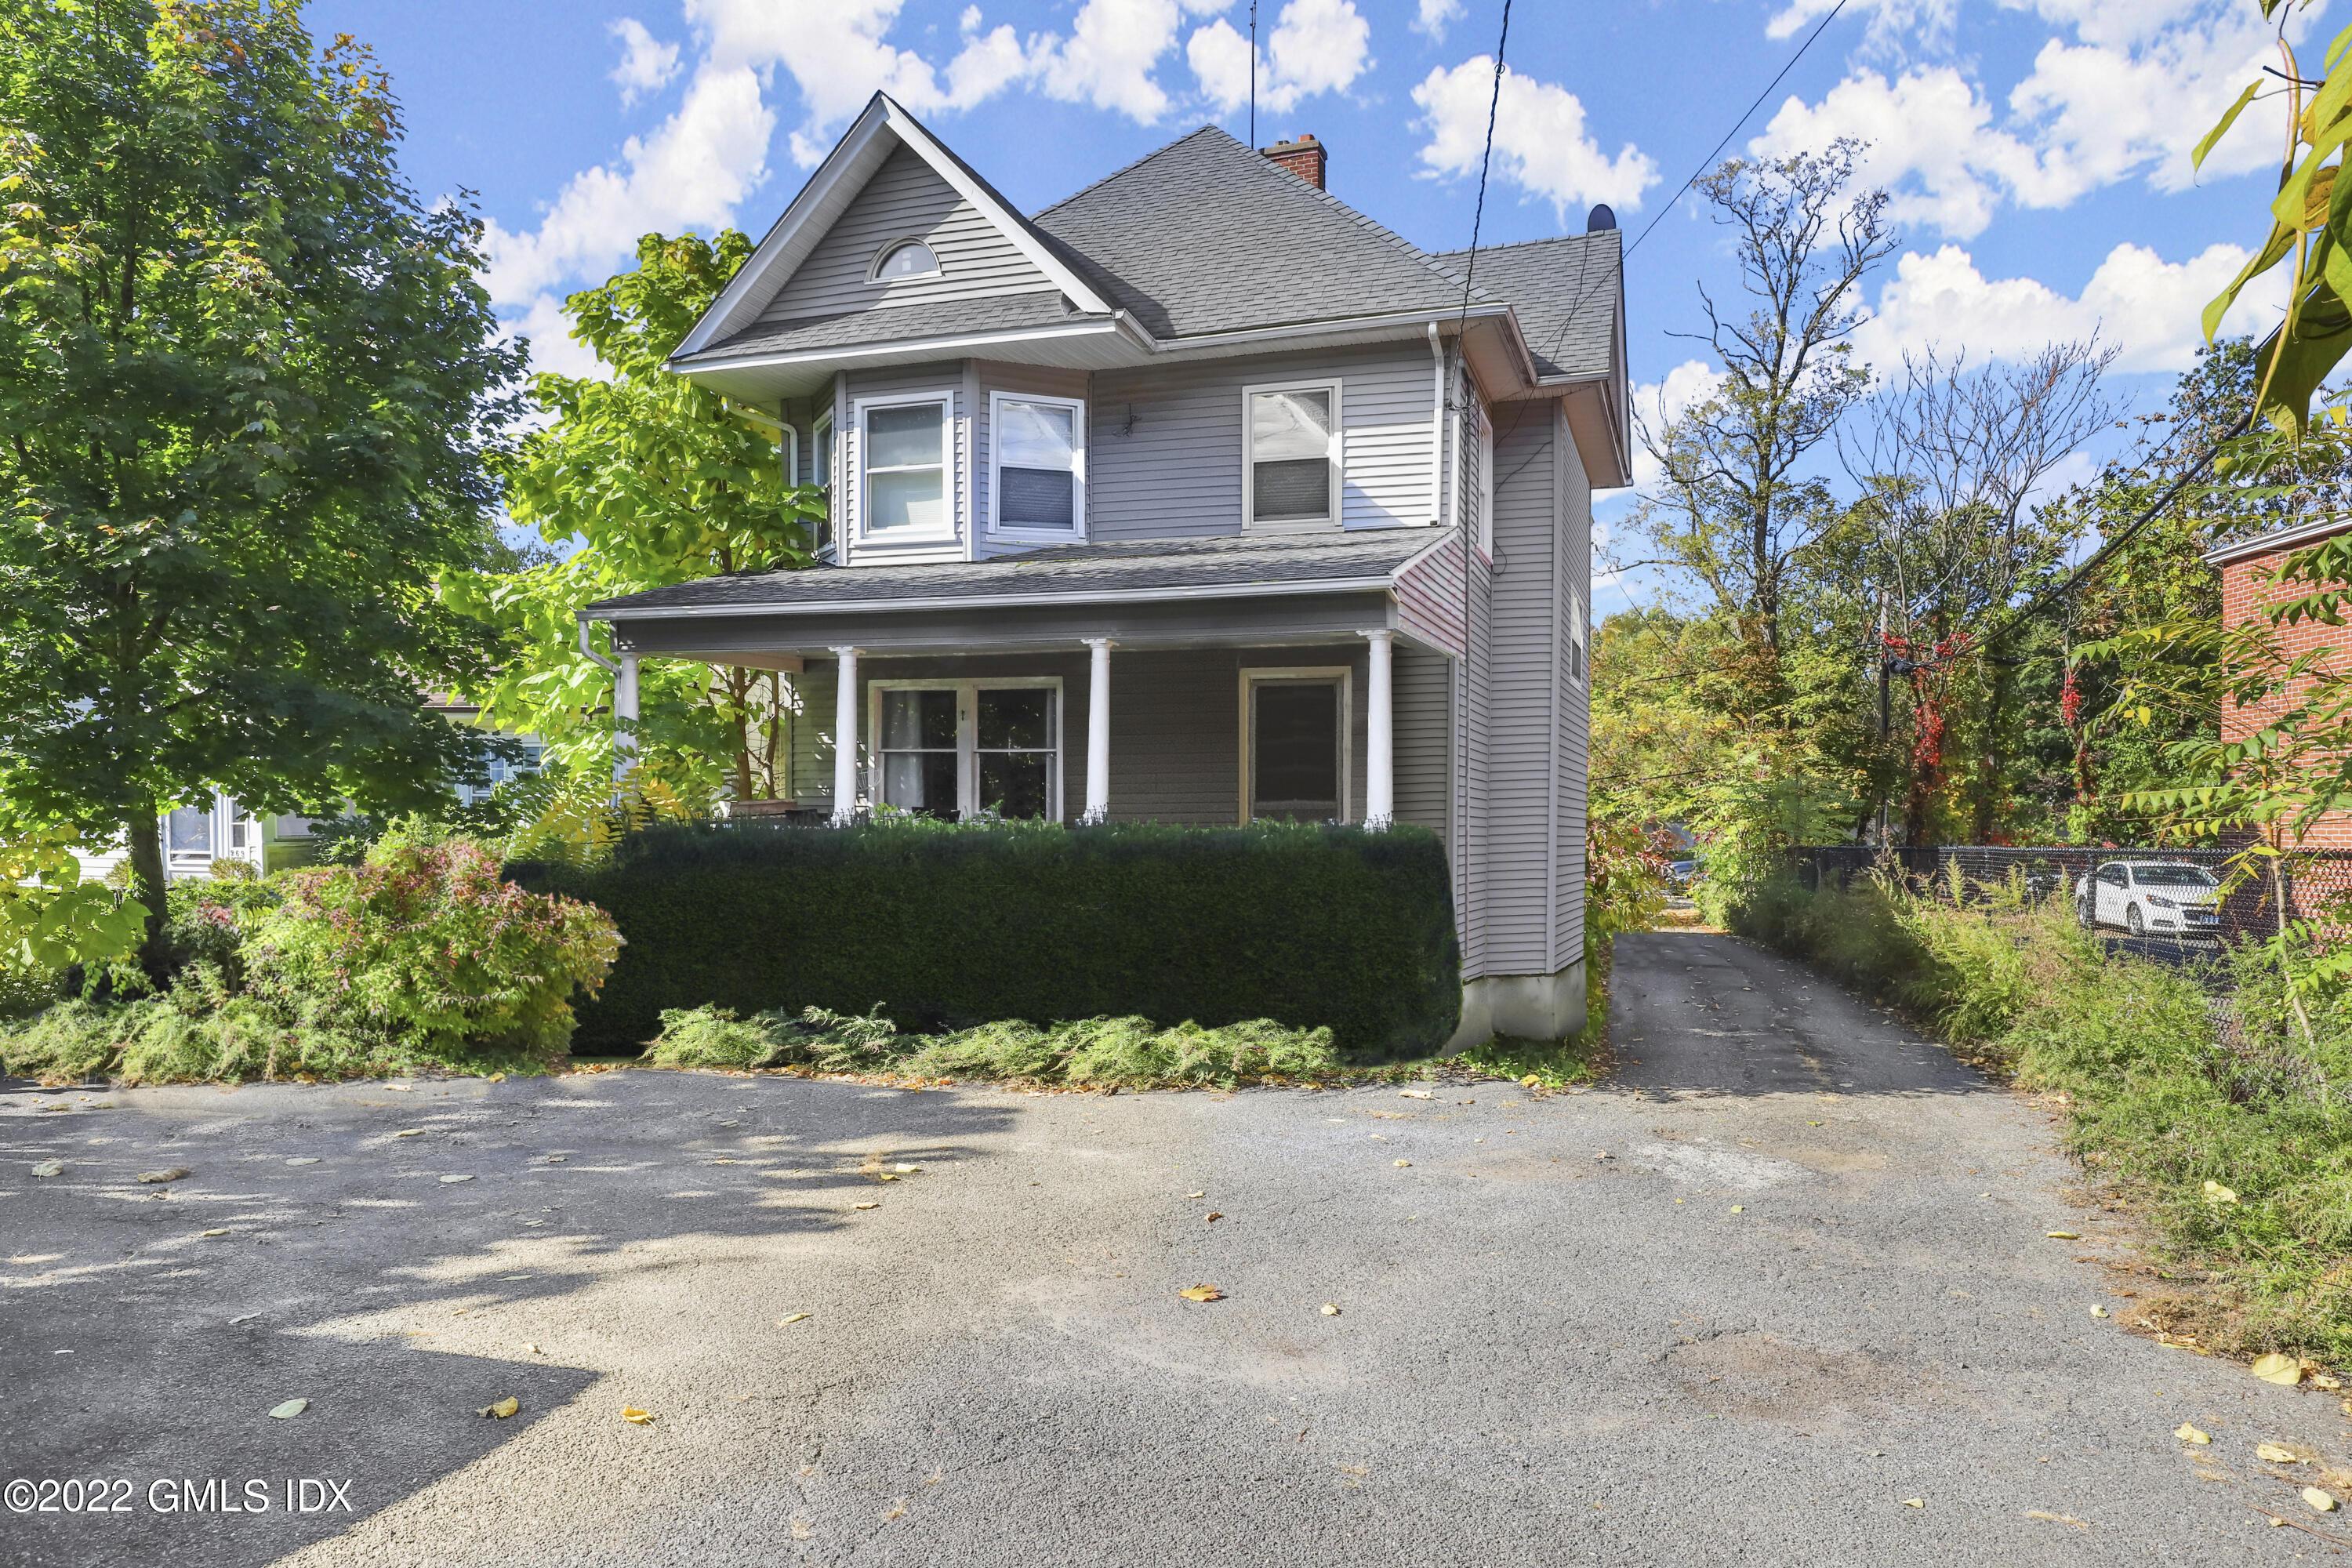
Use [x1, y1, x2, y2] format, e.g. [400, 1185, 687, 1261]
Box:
[588, 573, 1406, 622]
[676, 315, 1134, 376]
[1147, 303, 1512, 357]
[576, 616, 619, 673]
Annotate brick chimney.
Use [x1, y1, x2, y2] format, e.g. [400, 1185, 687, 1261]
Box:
[1261, 132, 1327, 189]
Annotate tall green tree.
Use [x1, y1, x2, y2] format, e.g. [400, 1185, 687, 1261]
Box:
[443, 230, 821, 807]
[0, 0, 521, 960]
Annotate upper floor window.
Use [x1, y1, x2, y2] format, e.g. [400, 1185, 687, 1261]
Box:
[873, 240, 940, 281]
[855, 392, 953, 541]
[812, 411, 836, 554]
[1244, 381, 1341, 528]
[990, 392, 1084, 537]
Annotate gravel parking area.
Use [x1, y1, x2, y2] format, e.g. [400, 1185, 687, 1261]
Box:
[4, 929, 2347, 1566]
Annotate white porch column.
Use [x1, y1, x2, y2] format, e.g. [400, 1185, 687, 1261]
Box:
[829, 646, 861, 826]
[1361, 629, 1395, 831]
[1081, 638, 1112, 825]
[614, 654, 641, 780]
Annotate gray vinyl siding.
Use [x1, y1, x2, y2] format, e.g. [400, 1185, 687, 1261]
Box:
[1482, 394, 1562, 978]
[1107, 646, 1370, 825]
[754, 143, 1057, 328]
[1553, 401, 1592, 974]
[837, 362, 971, 566]
[973, 361, 1091, 557]
[793, 660, 839, 809]
[1393, 641, 1450, 836]
[1087, 341, 1440, 543]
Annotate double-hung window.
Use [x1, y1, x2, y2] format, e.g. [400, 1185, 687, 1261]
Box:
[1569, 591, 1587, 686]
[873, 680, 1062, 821]
[989, 391, 1084, 538]
[855, 393, 954, 543]
[1243, 380, 1341, 529]
[811, 411, 835, 554]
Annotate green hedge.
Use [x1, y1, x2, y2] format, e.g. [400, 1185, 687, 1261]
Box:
[510, 819, 1459, 1058]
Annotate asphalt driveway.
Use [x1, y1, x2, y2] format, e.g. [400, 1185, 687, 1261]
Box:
[3, 928, 2346, 1566]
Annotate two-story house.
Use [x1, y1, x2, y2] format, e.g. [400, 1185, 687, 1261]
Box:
[582, 94, 1629, 1046]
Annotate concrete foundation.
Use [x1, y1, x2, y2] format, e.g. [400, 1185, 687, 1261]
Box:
[1445, 960, 1588, 1052]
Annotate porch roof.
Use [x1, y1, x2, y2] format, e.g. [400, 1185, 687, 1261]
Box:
[586, 530, 1446, 620]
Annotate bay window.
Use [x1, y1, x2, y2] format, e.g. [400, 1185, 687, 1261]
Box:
[855, 392, 953, 542]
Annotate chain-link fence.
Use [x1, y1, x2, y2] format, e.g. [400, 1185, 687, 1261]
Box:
[1788, 843, 2352, 946]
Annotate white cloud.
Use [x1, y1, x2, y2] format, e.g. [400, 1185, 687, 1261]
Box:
[1753, 1, 2303, 239]
[1414, 59, 1658, 221]
[1414, 0, 1465, 40]
[482, 64, 774, 307]
[1850, 241, 2278, 375]
[1188, 0, 1370, 118]
[1630, 359, 1730, 492]
[608, 18, 682, 108]
[510, 291, 608, 383]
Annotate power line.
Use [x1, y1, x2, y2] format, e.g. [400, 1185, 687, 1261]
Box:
[1535, 0, 1851, 370]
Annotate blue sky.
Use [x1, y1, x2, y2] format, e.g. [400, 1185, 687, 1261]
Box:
[311, 0, 2318, 608]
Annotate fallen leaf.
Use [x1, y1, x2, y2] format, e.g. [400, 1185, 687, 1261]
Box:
[1730, 1205, 1745, 1214]
[1320, 1303, 1340, 1316]
[30, 1160, 62, 1178]
[439, 1174, 474, 1184]
[1900, 1497, 1924, 1508]
[2202, 1179, 2239, 1204]
[2045, 1231, 2081, 1240]
[853, 1201, 878, 1210]
[2259, 1443, 2303, 1464]
[1178, 1284, 1225, 1302]
[477, 1397, 519, 1419]
[621, 1406, 654, 1425]
[385, 1083, 412, 1091]
[136, 1167, 190, 1184]
[1205, 1211, 1224, 1222]
[2254, 1353, 2304, 1386]
[200, 1228, 230, 1237]
[270, 1399, 308, 1420]
[487, 1073, 506, 1083]
[1394, 1160, 1411, 1168]
[521, 1342, 542, 1355]
[1399, 1089, 1432, 1100]
[777, 1313, 811, 1325]
[894, 1164, 920, 1174]
[877, 1174, 898, 1181]
[1185, 1191, 1206, 1199]
[2090, 1305, 2109, 1318]
[2176, 1424, 2212, 1444]
[285, 1157, 321, 1167]
[2315, 1374, 2343, 1391]
[393, 1129, 423, 1138]
[2307, 1487, 2339, 1513]
[2024, 1511, 2089, 1530]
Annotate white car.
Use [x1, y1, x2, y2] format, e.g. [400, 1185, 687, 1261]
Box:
[2074, 860, 2222, 936]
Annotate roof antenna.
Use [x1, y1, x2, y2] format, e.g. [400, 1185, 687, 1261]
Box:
[1248, 1, 1258, 149]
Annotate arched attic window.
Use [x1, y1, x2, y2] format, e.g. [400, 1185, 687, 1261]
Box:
[872, 240, 941, 282]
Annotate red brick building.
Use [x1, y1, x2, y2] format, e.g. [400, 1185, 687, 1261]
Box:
[2205, 516, 2352, 850]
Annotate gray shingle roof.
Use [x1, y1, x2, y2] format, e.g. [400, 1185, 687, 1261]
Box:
[1431, 234, 1621, 380]
[1031, 128, 1483, 339]
[699, 291, 1076, 360]
[590, 530, 1439, 615]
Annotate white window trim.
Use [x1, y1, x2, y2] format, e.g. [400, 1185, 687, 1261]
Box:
[1569, 590, 1588, 688]
[1241, 378, 1344, 532]
[986, 389, 1087, 543]
[867, 677, 1065, 822]
[851, 389, 959, 546]
[1236, 666, 1354, 826]
[868, 237, 942, 284]
[812, 410, 837, 560]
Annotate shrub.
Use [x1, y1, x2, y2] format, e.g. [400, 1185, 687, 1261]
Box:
[245, 823, 620, 1057]
[641, 1001, 1341, 1087]
[514, 818, 1458, 1058]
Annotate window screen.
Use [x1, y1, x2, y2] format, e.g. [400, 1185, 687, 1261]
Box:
[996, 400, 1076, 530]
[1250, 681, 1340, 821]
[1250, 389, 1332, 523]
[976, 688, 1054, 818]
[865, 403, 945, 532]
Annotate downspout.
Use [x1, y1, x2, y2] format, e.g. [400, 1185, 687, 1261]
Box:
[1427, 323, 1446, 525]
